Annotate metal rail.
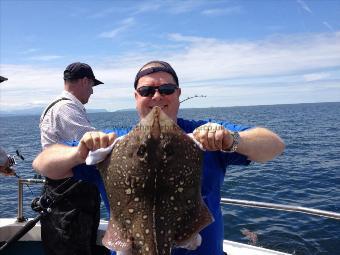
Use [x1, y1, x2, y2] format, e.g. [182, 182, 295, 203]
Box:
[17, 178, 45, 222]
[16, 178, 340, 221]
[221, 198, 340, 220]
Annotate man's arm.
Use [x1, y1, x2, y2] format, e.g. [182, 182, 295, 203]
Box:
[32, 144, 82, 179]
[235, 127, 285, 162]
[193, 123, 285, 163]
[33, 132, 116, 180]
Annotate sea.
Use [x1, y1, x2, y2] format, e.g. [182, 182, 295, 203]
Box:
[0, 102, 339, 255]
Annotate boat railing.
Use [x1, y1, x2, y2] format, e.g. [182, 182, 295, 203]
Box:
[17, 178, 45, 222]
[15, 177, 340, 222]
[221, 198, 340, 220]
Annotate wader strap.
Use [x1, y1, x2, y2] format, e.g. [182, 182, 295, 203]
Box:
[42, 97, 71, 120]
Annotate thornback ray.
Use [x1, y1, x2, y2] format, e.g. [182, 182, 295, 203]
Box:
[97, 106, 213, 255]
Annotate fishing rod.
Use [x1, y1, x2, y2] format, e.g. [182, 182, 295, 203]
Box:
[0, 75, 8, 83]
[221, 198, 340, 220]
[180, 95, 207, 104]
[0, 178, 82, 252]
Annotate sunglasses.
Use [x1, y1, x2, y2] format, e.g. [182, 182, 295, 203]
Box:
[136, 84, 178, 97]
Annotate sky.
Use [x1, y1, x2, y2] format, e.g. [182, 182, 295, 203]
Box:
[0, 0, 339, 112]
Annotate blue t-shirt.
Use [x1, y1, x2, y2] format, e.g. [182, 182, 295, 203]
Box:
[72, 118, 250, 255]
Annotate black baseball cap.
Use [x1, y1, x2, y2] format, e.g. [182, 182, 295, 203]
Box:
[134, 60, 179, 89]
[0, 76, 8, 83]
[63, 62, 103, 86]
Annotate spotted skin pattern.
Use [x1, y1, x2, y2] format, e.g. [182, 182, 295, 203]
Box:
[98, 107, 213, 255]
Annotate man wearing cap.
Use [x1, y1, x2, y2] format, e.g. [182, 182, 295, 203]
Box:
[40, 62, 103, 149]
[38, 62, 104, 255]
[33, 60, 285, 255]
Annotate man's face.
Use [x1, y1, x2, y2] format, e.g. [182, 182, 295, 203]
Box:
[134, 71, 181, 121]
[80, 77, 94, 104]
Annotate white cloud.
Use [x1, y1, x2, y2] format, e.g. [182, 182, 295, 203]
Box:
[164, 0, 204, 14]
[168, 33, 217, 44]
[90, 3, 160, 19]
[178, 79, 340, 108]
[201, 6, 242, 16]
[89, 7, 117, 19]
[323, 21, 334, 32]
[132, 2, 161, 15]
[29, 55, 63, 61]
[99, 28, 124, 39]
[297, 0, 312, 14]
[303, 72, 330, 82]
[1, 31, 340, 111]
[91, 0, 201, 18]
[0, 63, 137, 111]
[20, 48, 39, 54]
[0, 64, 61, 89]
[167, 32, 340, 83]
[99, 17, 135, 39]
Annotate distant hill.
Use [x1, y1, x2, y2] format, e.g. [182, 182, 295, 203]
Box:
[87, 108, 108, 113]
[0, 107, 108, 117]
[113, 108, 135, 112]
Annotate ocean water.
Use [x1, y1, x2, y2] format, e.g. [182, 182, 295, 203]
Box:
[0, 102, 339, 255]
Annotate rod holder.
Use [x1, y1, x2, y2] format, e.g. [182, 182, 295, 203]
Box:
[16, 178, 45, 222]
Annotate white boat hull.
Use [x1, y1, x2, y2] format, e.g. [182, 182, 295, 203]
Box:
[1, 218, 291, 255]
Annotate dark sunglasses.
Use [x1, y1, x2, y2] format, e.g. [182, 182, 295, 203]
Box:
[136, 84, 178, 97]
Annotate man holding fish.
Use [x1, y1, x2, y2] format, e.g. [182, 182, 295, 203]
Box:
[33, 60, 285, 255]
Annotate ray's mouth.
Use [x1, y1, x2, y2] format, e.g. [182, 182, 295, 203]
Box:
[149, 105, 168, 110]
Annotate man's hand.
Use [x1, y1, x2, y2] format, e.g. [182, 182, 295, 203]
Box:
[178, 233, 202, 250]
[32, 131, 117, 179]
[193, 123, 234, 151]
[77, 131, 116, 162]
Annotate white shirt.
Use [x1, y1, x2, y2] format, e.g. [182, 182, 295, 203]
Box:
[40, 91, 96, 149]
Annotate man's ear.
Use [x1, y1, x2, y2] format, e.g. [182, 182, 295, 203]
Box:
[177, 87, 181, 97]
[79, 77, 86, 88]
[134, 90, 138, 100]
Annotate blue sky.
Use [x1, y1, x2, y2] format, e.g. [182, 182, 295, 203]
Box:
[0, 0, 339, 111]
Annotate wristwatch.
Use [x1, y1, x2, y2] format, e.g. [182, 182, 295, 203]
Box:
[225, 131, 240, 152]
